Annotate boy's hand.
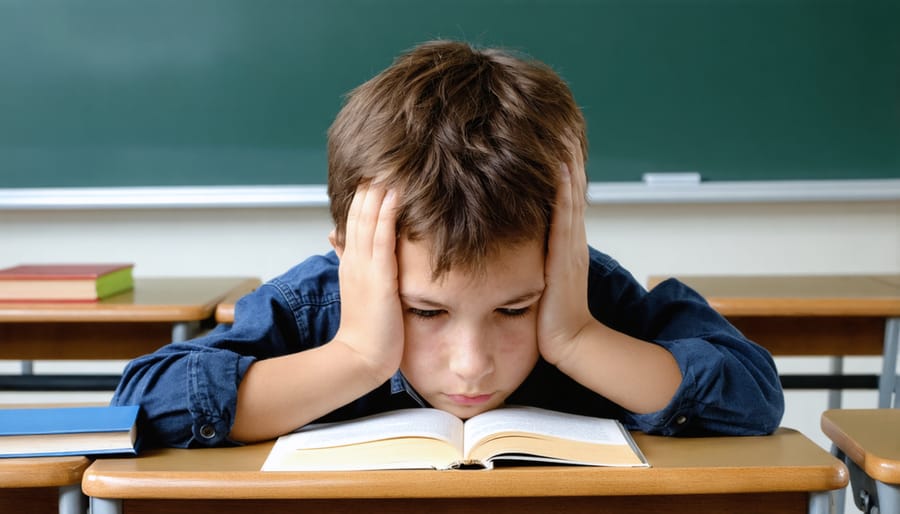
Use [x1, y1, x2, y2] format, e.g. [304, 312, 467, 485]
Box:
[332, 182, 404, 382]
[537, 144, 594, 367]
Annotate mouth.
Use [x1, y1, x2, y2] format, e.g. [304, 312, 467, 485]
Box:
[446, 393, 494, 406]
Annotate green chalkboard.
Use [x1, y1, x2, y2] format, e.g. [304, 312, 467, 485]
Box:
[1, 0, 897, 188]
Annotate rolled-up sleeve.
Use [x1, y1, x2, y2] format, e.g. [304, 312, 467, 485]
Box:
[112, 284, 302, 448]
[588, 252, 784, 436]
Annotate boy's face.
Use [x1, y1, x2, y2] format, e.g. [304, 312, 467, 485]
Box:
[397, 237, 544, 419]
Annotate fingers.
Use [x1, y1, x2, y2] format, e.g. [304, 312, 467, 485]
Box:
[344, 182, 398, 259]
[550, 162, 574, 253]
[372, 189, 399, 263]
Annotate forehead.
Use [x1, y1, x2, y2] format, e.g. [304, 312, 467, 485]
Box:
[396, 237, 545, 302]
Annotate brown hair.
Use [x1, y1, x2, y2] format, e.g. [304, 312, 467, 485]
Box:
[327, 40, 587, 277]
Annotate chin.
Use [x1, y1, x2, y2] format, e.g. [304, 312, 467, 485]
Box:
[443, 401, 503, 420]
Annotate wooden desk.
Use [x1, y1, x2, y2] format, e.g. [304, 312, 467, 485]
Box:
[82, 428, 847, 514]
[0, 455, 89, 514]
[648, 275, 900, 408]
[821, 409, 900, 514]
[0, 277, 260, 390]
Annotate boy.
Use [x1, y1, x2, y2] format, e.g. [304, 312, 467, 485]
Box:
[113, 40, 784, 447]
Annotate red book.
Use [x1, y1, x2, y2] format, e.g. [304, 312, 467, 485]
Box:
[0, 263, 134, 302]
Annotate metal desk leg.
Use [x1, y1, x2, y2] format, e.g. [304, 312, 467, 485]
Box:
[89, 497, 123, 514]
[878, 318, 899, 408]
[809, 490, 835, 514]
[828, 356, 844, 410]
[171, 321, 201, 343]
[58, 484, 87, 514]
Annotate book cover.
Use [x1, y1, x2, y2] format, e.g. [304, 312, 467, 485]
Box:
[0, 263, 134, 301]
[262, 405, 649, 471]
[0, 405, 140, 458]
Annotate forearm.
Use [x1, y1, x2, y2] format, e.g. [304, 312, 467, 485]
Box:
[555, 320, 682, 414]
[229, 340, 392, 443]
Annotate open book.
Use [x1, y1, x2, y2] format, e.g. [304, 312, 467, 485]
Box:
[262, 405, 648, 471]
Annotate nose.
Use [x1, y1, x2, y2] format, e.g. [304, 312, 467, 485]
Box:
[448, 325, 494, 382]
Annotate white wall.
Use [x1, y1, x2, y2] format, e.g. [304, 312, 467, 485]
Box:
[2, 199, 899, 510]
[5, 200, 897, 282]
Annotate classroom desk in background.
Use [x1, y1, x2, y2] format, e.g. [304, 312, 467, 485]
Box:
[81, 428, 847, 514]
[822, 409, 900, 514]
[0, 277, 260, 391]
[648, 275, 900, 408]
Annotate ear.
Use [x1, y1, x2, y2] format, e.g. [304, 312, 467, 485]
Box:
[328, 229, 344, 258]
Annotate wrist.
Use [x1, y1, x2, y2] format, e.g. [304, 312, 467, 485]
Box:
[329, 338, 400, 387]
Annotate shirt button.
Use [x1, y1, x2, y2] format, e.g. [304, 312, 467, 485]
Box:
[675, 415, 688, 425]
[199, 424, 217, 439]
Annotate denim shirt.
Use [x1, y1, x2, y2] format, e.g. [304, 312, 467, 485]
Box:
[112, 248, 784, 448]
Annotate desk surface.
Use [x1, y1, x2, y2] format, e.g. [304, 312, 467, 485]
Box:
[648, 274, 900, 317]
[0, 277, 261, 323]
[82, 428, 846, 500]
[821, 409, 900, 485]
[0, 455, 90, 488]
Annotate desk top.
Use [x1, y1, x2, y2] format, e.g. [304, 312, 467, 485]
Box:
[821, 409, 900, 485]
[82, 428, 847, 500]
[648, 274, 900, 317]
[0, 277, 260, 323]
[0, 455, 90, 488]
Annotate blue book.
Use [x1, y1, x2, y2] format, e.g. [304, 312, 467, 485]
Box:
[0, 405, 139, 458]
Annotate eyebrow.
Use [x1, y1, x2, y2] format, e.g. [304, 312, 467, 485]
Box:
[400, 288, 544, 308]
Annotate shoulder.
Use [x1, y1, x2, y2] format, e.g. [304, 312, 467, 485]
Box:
[586, 246, 642, 298]
[264, 251, 341, 309]
[231, 252, 342, 340]
[235, 252, 340, 326]
[587, 246, 622, 276]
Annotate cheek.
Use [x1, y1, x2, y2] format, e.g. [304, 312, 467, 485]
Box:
[490, 318, 539, 360]
[399, 319, 442, 367]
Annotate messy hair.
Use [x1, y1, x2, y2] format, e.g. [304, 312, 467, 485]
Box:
[327, 39, 587, 277]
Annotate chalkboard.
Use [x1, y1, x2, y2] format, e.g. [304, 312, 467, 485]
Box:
[1, 0, 897, 188]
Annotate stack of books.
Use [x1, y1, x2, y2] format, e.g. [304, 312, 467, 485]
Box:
[0, 263, 134, 302]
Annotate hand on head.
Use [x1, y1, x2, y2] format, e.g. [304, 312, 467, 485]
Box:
[331, 182, 404, 382]
[537, 142, 593, 367]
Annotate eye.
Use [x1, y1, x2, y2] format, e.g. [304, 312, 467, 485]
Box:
[497, 306, 531, 318]
[408, 308, 445, 319]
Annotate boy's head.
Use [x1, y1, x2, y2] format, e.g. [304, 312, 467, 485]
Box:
[327, 39, 586, 277]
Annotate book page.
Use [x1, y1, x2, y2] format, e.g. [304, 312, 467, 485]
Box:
[463, 406, 630, 454]
[261, 408, 465, 471]
[462, 406, 647, 467]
